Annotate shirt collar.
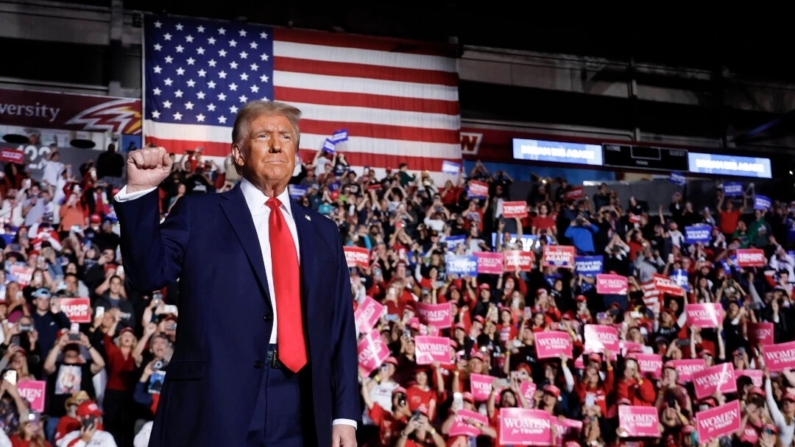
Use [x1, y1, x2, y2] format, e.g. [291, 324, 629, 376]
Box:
[240, 177, 293, 217]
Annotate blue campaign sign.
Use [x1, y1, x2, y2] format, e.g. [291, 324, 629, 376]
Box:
[684, 225, 712, 244]
[323, 138, 336, 154]
[331, 129, 348, 143]
[669, 171, 686, 186]
[575, 255, 603, 277]
[442, 160, 460, 175]
[670, 269, 690, 292]
[512, 139, 603, 166]
[723, 182, 743, 197]
[754, 195, 772, 210]
[446, 255, 478, 276]
[688, 152, 772, 179]
[444, 235, 467, 249]
[288, 185, 307, 199]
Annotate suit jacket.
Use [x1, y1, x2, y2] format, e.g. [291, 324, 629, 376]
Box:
[115, 184, 360, 447]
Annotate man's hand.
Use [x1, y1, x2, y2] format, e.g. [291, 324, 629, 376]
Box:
[127, 147, 173, 193]
[331, 424, 356, 447]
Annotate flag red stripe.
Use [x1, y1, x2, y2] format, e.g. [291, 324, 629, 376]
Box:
[299, 120, 459, 144]
[275, 86, 459, 115]
[145, 137, 448, 172]
[274, 28, 457, 58]
[274, 57, 458, 87]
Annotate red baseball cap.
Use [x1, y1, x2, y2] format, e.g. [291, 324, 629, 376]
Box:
[89, 214, 101, 224]
[543, 385, 561, 398]
[478, 283, 490, 291]
[516, 363, 531, 374]
[576, 295, 587, 302]
[383, 356, 398, 366]
[76, 401, 103, 417]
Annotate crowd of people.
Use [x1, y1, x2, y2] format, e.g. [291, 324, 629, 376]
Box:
[0, 141, 792, 447]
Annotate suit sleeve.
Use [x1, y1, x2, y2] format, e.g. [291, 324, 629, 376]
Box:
[329, 225, 362, 422]
[114, 189, 190, 292]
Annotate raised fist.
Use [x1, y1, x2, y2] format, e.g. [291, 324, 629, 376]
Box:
[127, 147, 173, 193]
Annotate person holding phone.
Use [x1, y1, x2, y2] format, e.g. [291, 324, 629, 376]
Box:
[56, 400, 117, 446]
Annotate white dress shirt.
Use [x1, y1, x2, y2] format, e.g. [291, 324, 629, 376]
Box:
[115, 180, 357, 429]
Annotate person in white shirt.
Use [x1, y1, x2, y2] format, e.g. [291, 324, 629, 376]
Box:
[0, 189, 25, 227]
[57, 400, 117, 447]
[41, 149, 66, 186]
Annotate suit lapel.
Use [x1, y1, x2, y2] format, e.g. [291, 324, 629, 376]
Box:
[290, 201, 316, 316]
[219, 185, 272, 309]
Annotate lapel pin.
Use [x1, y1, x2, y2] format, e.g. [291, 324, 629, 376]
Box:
[305, 215, 311, 221]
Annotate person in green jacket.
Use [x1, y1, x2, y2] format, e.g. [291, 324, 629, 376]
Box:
[748, 209, 773, 248]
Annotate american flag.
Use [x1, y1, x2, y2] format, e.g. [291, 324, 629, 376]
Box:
[143, 15, 461, 173]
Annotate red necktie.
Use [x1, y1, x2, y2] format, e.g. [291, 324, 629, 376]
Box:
[265, 198, 307, 372]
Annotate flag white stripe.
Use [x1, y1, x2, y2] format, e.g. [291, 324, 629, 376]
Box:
[143, 121, 460, 158]
[273, 71, 459, 102]
[273, 41, 457, 73]
[290, 102, 459, 130]
[300, 133, 460, 159]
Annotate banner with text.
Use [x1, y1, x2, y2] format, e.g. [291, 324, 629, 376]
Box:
[542, 246, 575, 268]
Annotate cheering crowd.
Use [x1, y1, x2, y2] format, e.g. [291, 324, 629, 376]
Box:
[0, 142, 793, 447]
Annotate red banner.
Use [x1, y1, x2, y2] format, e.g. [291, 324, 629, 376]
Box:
[503, 250, 533, 272]
[60, 298, 92, 323]
[563, 186, 584, 202]
[0, 88, 141, 134]
[736, 249, 766, 267]
[0, 148, 24, 164]
[542, 246, 575, 268]
[343, 247, 370, 268]
[502, 201, 528, 218]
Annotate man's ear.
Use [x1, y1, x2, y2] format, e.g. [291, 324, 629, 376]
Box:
[231, 144, 245, 167]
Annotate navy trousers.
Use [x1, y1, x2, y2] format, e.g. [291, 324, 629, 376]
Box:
[246, 346, 317, 447]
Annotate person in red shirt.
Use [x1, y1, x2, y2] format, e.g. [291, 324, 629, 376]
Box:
[361, 385, 411, 447]
[54, 390, 91, 443]
[10, 413, 51, 447]
[395, 405, 445, 447]
[575, 353, 614, 418]
[531, 203, 557, 236]
[98, 320, 151, 447]
[406, 366, 438, 420]
[496, 307, 517, 344]
[616, 354, 656, 406]
[717, 193, 746, 237]
[440, 392, 497, 447]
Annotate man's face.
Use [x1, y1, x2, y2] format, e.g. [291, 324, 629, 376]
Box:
[233, 113, 297, 191]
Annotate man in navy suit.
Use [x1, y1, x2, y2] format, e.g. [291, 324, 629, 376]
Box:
[114, 101, 359, 447]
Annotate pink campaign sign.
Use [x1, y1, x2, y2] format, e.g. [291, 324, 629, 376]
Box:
[354, 296, 384, 334]
[476, 252, 504, 274]
[416, 302, 452, 328]
[552, 418, 583, 440]
[534, 331, 573, 359]
[737, 369, 763, 387]
[520, 381, 537, 404]
[584, 325, 620, 354]
[692, 363, 737, 399]
[696, 400, 742, 441]
[748, 322, 775, 346]
[415, 336, 453, 365]
[448, 409, 488, 437]
[672, 359, 707, 382]
[469, 373, 493, 402]
[762, 341, 795, 372]
[618, 406, 660, 438]
[17, 380, 46, 413]
[685, 303, 723, 328]
[596, 274, 628, 295]
[356, 331, 390, 376]
[635, 354, 663, 379]
[499, 408, 551, 446]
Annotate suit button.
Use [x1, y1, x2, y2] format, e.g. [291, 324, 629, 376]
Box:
[253, 360, 263, 369]
[263, 315, 272, 322]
